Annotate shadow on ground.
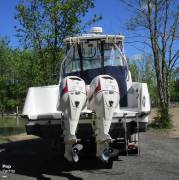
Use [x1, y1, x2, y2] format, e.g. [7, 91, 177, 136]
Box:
[0, 139, 120, 180]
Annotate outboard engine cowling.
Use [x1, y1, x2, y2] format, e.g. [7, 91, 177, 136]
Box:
[57, 76, 86, 162]
[88, 75, 120, 160]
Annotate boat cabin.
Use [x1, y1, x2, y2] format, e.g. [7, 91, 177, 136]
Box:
[61, 27, 129, 107]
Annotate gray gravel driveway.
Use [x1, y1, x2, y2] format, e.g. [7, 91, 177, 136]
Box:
[0, 131, 179, 180]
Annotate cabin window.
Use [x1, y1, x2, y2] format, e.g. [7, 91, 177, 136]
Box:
[82, 41, 102, 70]
[63, 40, 126, 74]
[64, 46, 81, 73]
[103, 43, 124, 67]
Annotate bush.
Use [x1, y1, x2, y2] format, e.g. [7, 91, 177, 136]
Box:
[152, 107, 172, 129]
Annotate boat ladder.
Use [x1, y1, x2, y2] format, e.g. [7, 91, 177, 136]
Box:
[123, 113, 140, 156]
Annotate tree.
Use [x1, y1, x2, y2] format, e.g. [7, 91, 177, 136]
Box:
[0, 37, 40, 114]
[15, 0, 100, 84]
[0, 38, 9, 116]
[121, 0, 179, 128]
[170, 67, 179, 101]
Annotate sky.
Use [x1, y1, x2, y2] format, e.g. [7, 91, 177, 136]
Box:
[0, 0, 153, 57]
[0, 0, 18, 47]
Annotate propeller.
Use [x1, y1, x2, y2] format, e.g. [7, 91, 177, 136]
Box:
[72, 144, 83, 162]
[100, 147, 119, 163]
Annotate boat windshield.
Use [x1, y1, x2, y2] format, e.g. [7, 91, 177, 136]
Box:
[63, 40, 126, 74]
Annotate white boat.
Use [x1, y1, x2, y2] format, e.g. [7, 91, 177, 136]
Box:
[22, 27, 150, 165]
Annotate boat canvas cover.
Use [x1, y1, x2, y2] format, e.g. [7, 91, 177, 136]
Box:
[64, 66, 128, 107]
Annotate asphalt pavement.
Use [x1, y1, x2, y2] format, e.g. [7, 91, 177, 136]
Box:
[0, 131, 179, 180]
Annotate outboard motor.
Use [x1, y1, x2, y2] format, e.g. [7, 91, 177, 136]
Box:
[57, 76, 86, 162]
[88, 75, 120, 162]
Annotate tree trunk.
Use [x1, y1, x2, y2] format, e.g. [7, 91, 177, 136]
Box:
[154, 55, 171, 128]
